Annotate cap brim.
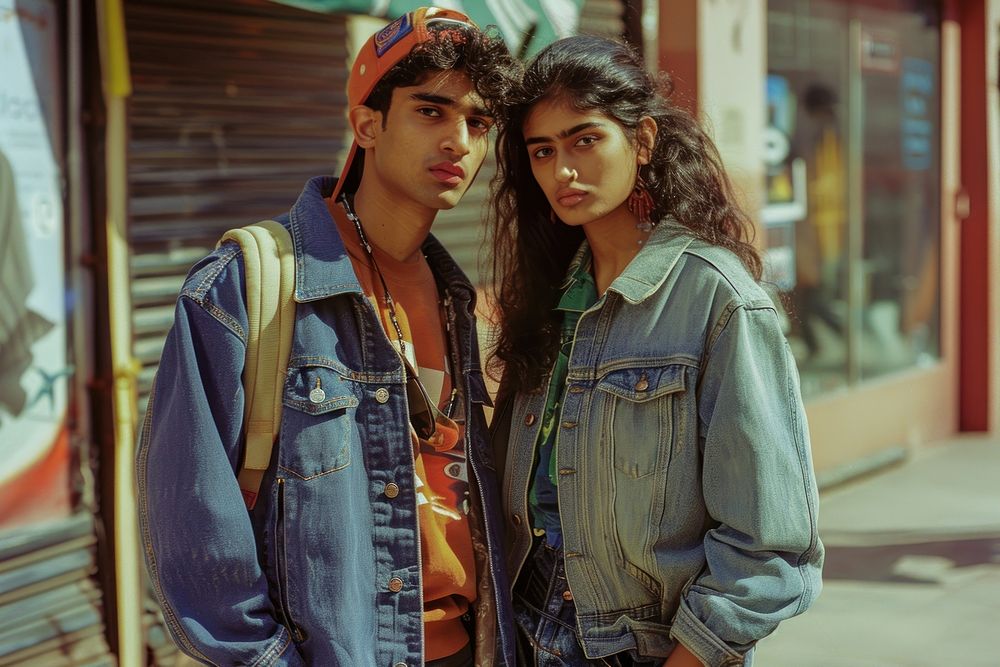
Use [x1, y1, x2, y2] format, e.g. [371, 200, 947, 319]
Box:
[331, 141, 363, 201]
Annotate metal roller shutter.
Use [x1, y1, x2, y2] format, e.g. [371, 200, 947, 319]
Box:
[0, 515, 112, 667]
[125, 0, 350, 415]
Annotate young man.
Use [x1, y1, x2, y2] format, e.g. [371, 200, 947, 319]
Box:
[136, 9, 519, 666]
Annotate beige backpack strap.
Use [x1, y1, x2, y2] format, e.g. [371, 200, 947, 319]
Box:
[219, 220, 295, 509]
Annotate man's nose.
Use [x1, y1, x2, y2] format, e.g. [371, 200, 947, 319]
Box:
[442, 120, 471, 157]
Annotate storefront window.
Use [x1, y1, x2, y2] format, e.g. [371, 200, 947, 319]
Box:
[765, 0, 941, 397]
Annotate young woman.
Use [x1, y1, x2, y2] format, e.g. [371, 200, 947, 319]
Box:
[488, 36, 823, 667]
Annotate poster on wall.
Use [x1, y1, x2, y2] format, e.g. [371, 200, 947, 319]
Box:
[0, 0, 72, 532]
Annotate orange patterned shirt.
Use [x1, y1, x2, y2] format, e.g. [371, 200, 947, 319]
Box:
[328, 199, 475, 661]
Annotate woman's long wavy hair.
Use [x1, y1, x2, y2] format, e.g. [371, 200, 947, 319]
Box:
[488, 35, 762, 393]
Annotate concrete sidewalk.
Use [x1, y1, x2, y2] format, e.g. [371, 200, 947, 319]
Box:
[755, 437, 1000, 666]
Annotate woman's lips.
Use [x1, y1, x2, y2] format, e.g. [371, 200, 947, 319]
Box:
[557, 188, 587, 207]
[429, 162, 465, 186]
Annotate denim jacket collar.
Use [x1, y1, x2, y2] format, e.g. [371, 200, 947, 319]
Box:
[289, 176, 365, 303]
[604, 220, 695, 305]
[289, 176, 477, 307]
[421, 232, 478, 306]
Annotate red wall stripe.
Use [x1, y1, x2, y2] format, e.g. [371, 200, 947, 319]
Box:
[958, 0, 991, 431]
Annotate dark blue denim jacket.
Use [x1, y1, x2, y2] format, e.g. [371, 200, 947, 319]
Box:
[137, 176, 515, 667]
[503, 225, 824, 667]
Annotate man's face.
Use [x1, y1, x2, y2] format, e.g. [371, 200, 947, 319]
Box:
[365, 70, 493, 211]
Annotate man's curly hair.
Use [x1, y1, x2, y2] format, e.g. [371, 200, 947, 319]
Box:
[363, 21, 521, 121]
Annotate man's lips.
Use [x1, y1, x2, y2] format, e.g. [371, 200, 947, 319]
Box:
[556, 187, 587, 207]
[429, 162, 465, 186]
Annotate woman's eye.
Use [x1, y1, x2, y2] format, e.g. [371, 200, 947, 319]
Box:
[531, 147, 554, 159]
[576, 135, 599, 147]
[418, 107, 441, 118]
[469, 117, 493, 132]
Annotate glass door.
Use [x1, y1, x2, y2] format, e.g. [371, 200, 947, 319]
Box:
[765, 0, 942, 398]
[851, 3, 942, 382]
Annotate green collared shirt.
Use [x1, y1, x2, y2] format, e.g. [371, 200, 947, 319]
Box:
[528, 245, 598, 547]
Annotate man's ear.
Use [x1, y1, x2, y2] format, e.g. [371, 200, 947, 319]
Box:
[349, 105, 382, 149]
[636, 115, 658, 165]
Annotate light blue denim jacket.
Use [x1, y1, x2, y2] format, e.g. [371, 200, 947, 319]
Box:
[503, 223, 824, 667]
[136, 177, 516, 667]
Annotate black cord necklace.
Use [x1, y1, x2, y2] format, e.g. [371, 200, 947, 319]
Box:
[340, 194, 409, 357]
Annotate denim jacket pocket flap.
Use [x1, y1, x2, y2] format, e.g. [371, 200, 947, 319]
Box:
[280, 364, 359, 479]
[283, 365, 360, 416]
[596, 364, 686, 403]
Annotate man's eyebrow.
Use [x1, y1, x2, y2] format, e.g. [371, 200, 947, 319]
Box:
[409, 92, 493, 119]
[525, 121, 603, 145]
[410, 92, 455, 106]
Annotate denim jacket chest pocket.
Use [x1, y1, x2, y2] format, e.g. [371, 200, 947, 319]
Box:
[594, 364, 687, 479]
[588, 363, 692, 600]
[280, 363, 360, 480]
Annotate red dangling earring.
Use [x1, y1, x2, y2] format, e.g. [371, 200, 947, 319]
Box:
[627, 171, 655, 235]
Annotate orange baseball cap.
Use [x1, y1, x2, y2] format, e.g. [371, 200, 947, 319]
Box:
[332, 7, 478, 200]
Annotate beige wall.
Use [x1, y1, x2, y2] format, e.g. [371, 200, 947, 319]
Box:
[695, 0, 767, 221]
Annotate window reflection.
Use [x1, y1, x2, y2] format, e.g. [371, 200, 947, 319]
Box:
[765, 0, 941, 398]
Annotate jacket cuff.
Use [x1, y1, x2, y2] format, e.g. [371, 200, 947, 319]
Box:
[670, 599, 750, 667]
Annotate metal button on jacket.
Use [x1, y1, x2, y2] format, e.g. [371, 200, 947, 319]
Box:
[374, 387, 390, 403]
[512, 514, 522, 526]
[524, 413, 536, 426]
[388, 577, 404, 592]
[384, 482, 399, 498]
[635, 375, 649, 392]
[562, 590, 574, 601]
[309, 387, 326, 403]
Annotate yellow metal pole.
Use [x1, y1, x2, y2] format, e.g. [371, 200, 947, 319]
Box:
[96, 1, 143, 665]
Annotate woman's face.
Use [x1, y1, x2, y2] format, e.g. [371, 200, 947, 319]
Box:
[522, 98, 646, 229]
